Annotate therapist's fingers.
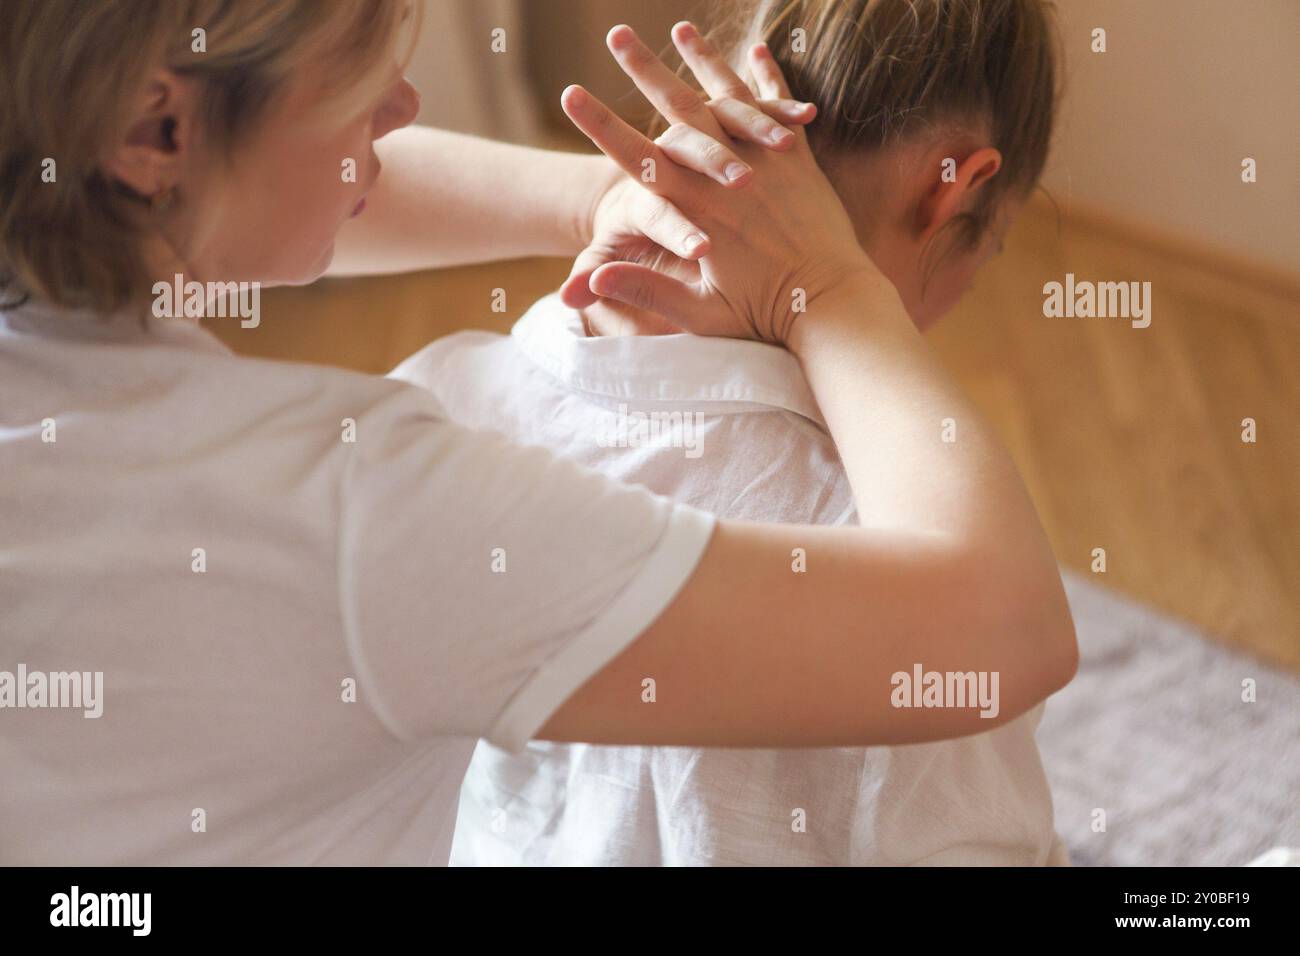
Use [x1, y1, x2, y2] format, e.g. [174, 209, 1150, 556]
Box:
[586, 260, 711, 328]
[606, 24, 728, 141]
[582, 297, 685, 337]
[672, 21, 760, 105]
[561, 85, 698, 205]
[560, 244, 617, 308]
[559, 195, 710, 309]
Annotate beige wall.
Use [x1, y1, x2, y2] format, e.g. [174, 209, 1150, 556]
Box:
[405, 0, 542, 143]
[520, 0, 711, 134]
[1042, 0, 1299, 275]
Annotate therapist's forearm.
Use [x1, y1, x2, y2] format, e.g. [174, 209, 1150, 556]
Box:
[328, 126, 617, 277]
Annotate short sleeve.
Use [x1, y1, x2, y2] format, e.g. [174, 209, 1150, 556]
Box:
[337, 383, 715, 751]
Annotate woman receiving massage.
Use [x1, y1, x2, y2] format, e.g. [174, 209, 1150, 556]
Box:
[0, 0, 1075, 865]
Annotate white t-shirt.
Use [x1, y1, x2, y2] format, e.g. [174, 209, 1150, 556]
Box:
[390, 293, 1067, 866]
[0, 296, 714, 865]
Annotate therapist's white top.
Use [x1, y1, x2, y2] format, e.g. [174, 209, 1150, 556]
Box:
[391, 293, 1067, 866]
[0, 296, 714, 865]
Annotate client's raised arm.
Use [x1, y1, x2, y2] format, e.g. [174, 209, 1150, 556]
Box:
[540, 23, 1077, 748]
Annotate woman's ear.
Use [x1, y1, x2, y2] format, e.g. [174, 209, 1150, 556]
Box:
[102, 70, 199, 199]
[915, 146, 1002, 241]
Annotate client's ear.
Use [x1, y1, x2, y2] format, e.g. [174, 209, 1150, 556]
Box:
[914, 146, 1002, 241]
[102, 70, 200, 199]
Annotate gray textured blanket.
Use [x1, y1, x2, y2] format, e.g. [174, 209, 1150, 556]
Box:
[1041, 571, 1299, 866]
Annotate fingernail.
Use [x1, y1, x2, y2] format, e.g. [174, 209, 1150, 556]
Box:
[683, 233, 708, 254]
[724, 162, 750, 181]
[769, 128, 794, 146]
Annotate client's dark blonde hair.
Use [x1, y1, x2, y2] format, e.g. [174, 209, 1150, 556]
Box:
[669, 0, 1060, 259]
[0, 0, 421, 314]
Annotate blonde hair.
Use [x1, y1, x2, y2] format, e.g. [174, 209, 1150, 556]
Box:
[656, 0, 1059, 262]
[0, 0, 421, 315]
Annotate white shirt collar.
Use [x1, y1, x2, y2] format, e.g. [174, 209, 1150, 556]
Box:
[510, 293, 828, 430]
[0, 293, 232, 355]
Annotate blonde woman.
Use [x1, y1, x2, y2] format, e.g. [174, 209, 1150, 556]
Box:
[0, 0, 1075, 865]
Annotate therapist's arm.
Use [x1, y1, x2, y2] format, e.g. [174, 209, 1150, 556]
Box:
[329, 99, 815, 277]
[328, 127, 617, 276]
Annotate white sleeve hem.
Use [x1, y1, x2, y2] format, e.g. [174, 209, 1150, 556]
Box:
[485, 503, 716, 753]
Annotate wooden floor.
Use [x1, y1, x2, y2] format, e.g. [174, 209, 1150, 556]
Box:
[206, 195, 1300, 672]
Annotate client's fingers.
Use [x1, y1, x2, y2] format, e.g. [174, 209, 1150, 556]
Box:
[708, 97, 815, 151]
[672, 21, 758, 104]
[655, 122, 752, 186]
[560, 85, 693, 203]
[606, 24, 728, 141]
[606, 24, 810, 157]
[760, 98, 818, 124]
[748, 43, 808, 149]
[749, 42, 794, 99]
[587, 261, 709, 328]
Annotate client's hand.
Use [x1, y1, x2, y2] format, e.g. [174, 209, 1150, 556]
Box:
[562, 22, 878, 345]
[573, 62, 818, 334]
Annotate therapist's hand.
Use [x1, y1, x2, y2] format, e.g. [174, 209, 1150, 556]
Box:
[562, 22, 878, 345]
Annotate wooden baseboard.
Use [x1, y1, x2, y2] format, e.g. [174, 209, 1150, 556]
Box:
[1031, 195, 1300, 305]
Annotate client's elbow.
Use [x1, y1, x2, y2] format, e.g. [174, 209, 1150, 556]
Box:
[997, 561, 1079, 720]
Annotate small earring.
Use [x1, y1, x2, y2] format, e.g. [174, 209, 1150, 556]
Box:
[151, 186, 176, 214]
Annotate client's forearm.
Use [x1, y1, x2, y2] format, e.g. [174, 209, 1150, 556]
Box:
[328, 126, 617, 276]
[787, 274, 1076, 683]
[789, 276, 1034, 543]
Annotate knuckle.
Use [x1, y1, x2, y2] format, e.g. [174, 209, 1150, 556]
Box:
[624, 40, 654, 68]
[699, 140, 729, 165]
[720, 82, 753, 102]
[666, 86, 706, 116]
[642, 200, 671, 230]
[656, 121, 689, 147]
[752, 112, 774, 133]
[633, 138, 660, 170]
